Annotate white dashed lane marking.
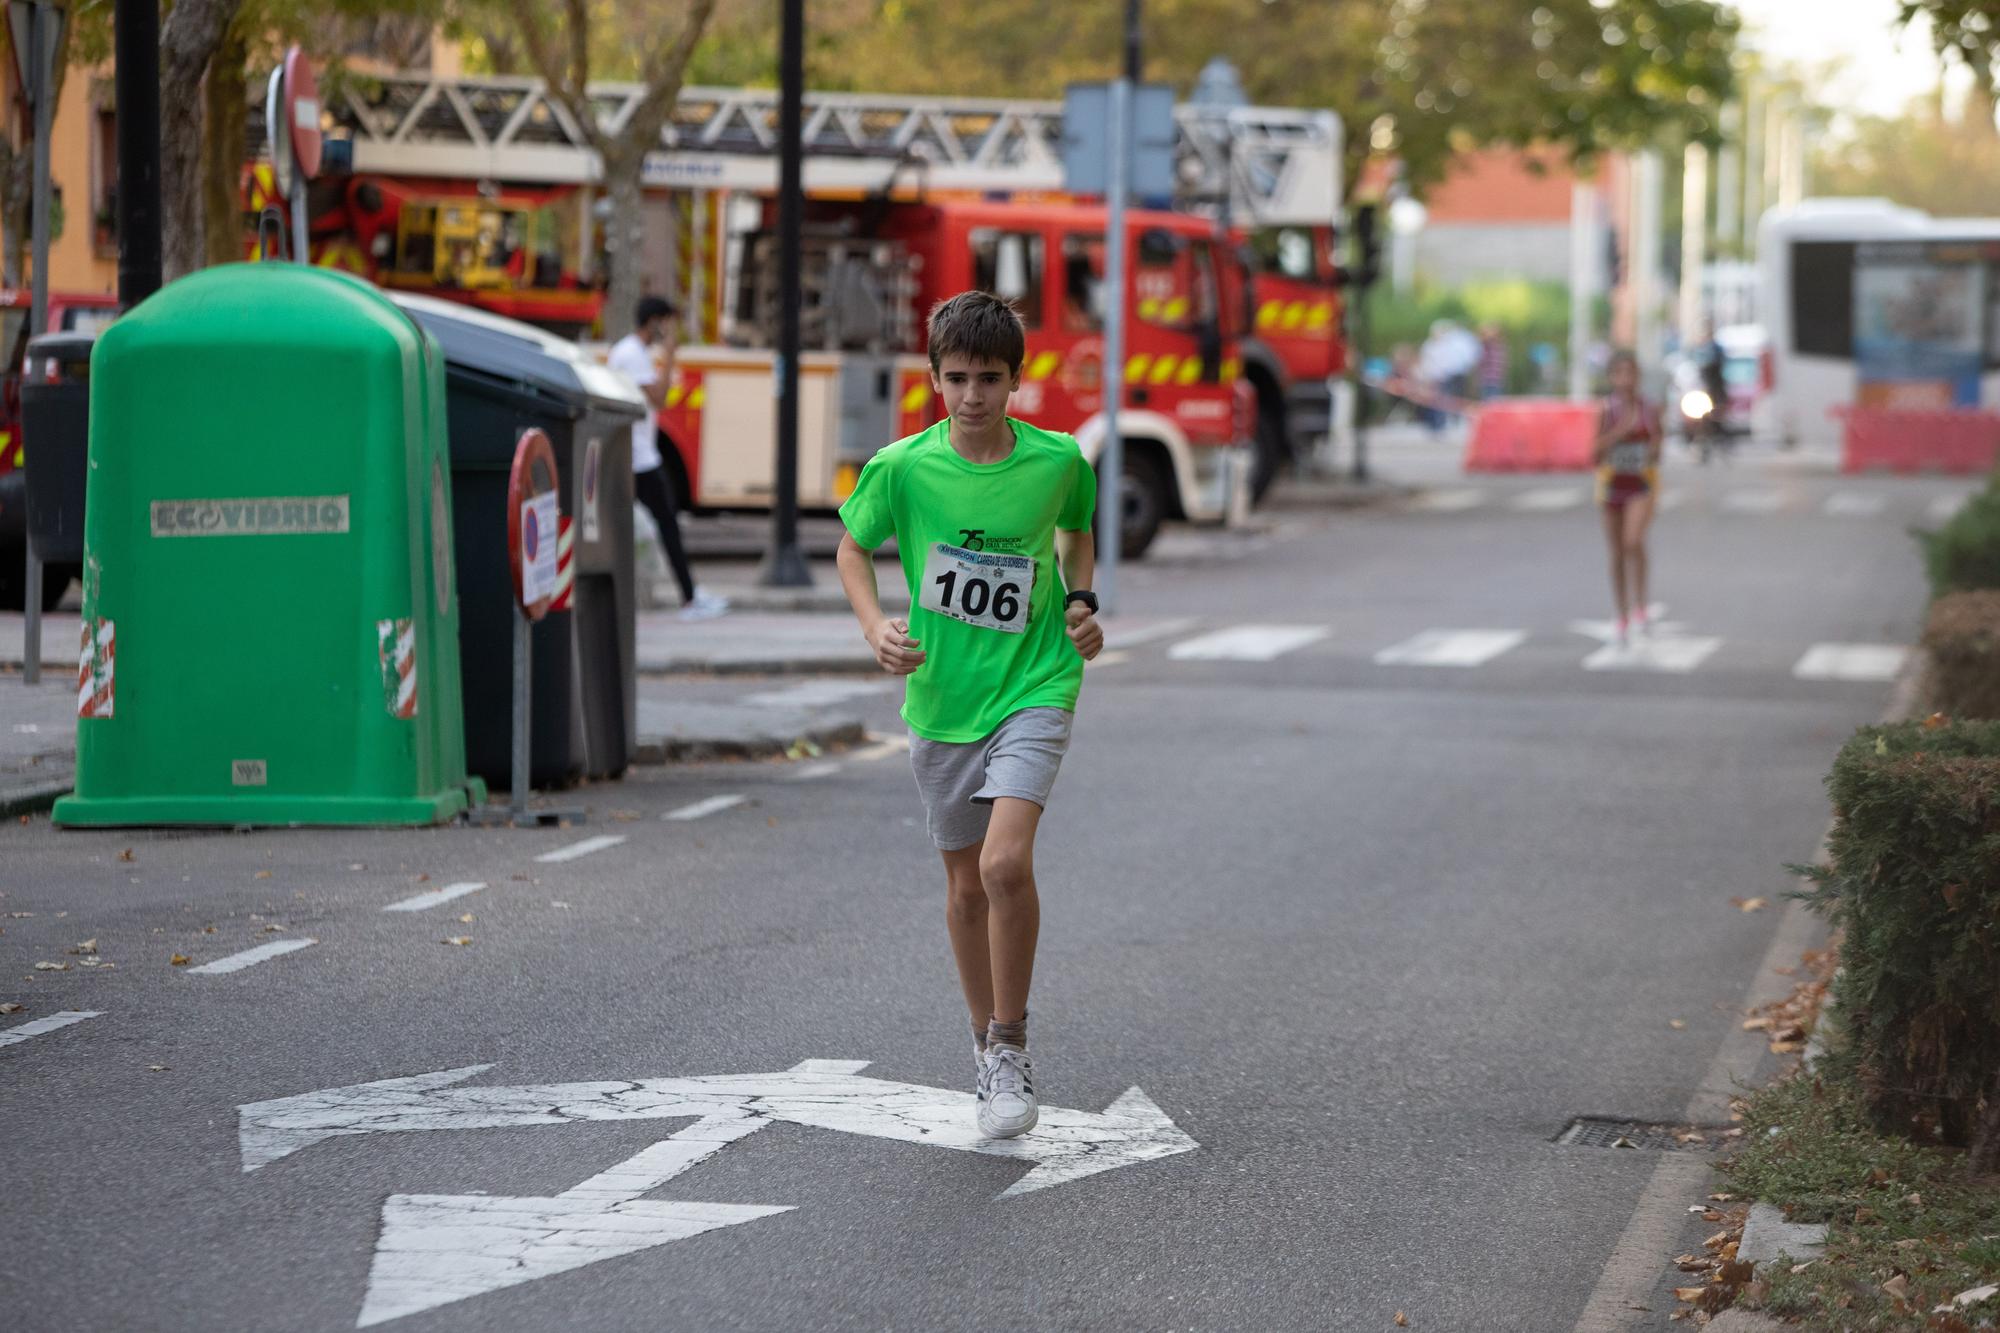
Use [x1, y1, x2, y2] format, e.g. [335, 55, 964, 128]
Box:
[185, 939, 318, 976]
[1792, 643, 1909, 682]
[0, 1010, 102, 1049]
[534, 835, 627, 864]
[1412, 488, 1485, 513]
[383, 882, 486, 913]
[664, 795, 748, 822]
[1168, 625, 1329, 662]
[1374, 629, 1527, 668]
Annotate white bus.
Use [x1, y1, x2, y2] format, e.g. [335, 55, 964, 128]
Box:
[1760, 198, 2000, 447]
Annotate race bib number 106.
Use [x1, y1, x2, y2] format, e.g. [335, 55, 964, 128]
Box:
[919, 542, 1034, 634]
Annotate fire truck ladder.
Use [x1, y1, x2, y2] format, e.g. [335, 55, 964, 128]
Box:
[262, 76, 1339, 226]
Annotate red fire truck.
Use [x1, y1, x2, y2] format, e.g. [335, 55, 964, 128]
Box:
[658, 196, 1250, 556]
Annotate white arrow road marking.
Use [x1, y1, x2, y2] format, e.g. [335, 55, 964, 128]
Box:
[1374, 629, 1526, 668]
[1793, 643, 1908, 682]
[1168, 625, 1328, 662]
[238, 1061, 1197, 1198]
[534, 835, 626, 864]
[663, 795, 747, 822]
[383, 882, 486, 913]
[1510, 486, 1585, 512]
[185, 939, 316, 975]
[0, 1010, 102, 1048]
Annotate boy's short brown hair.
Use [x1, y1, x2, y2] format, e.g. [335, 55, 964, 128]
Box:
[927, 291, 1026, 375]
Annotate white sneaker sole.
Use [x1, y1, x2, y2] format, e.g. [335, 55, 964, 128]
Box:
[976, 1101, 1039, 1139]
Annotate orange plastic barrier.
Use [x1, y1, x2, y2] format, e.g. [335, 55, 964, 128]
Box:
[1464, 399, 1601, 473]
[1839, 407, 2000, 475]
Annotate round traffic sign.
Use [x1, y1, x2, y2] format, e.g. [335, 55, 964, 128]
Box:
[507, 428, 561, 621]
[284, 47, 322, 182]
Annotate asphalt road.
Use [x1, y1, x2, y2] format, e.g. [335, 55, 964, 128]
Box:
[0, 445, 1952, 1331]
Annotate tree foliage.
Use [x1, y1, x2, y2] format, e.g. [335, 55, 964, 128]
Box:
[1814, 92, 2000, 217]
[1898, 1, 2000, 130]
[0, 0, 113, 285]
[784, 0, 1737, 198]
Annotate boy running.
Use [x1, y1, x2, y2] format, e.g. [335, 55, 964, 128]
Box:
[836, 291, 1103, 1139]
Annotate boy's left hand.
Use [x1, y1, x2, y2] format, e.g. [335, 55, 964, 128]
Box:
[1066, 603, 1104, 661]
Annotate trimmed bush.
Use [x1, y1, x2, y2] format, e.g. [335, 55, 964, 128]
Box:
[1924, 590, 2000, 718]
[1921, 479, 2000, 598]
[1801, 718, 2000, 1172]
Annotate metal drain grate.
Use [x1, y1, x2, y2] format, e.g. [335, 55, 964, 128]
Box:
[1555, 1118, 1733, 1152]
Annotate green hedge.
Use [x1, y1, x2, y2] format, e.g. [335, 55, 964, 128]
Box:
[1922, 479, 2000, 598]
[1923, 590, 2000, 719]
[1801, 719, 2000, 1171]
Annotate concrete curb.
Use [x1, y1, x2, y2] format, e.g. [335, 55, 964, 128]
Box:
[1737, 1202, 1828, 1267]
[0, 773, 72, 818]
[631, 717, 866, 765]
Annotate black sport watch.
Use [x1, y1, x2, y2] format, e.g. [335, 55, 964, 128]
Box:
[1064, 590, 1099, 615]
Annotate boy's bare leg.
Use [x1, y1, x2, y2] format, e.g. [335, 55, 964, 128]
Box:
[941, 844, 994, 1037]
[980, 797, 1044, 1024]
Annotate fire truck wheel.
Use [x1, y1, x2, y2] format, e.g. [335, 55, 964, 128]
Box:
[1248, 400, 1290, 504]
[1101, 449, 1166, 561]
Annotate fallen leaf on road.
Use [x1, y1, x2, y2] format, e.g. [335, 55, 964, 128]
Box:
[415, 874, 430, 883]
[68, 939, 96, 955]
[1709, 1193, 1734, 1202]
[1882, 1274, 1910, 1303]
[1704, 1231, 1731, 1250]
[1676, 1256, 1709, 1272]
[457, 913, 475, 924]
[202, 925, 217, 934]
[1742, 1016, 1772, 1031]
[1733, 897, 1767, 912]
[1394, 1314, 1408, 1328]
[1769, 1040, 1805, 1054]
[1854, 1206, 1877, 1224]
[33, 961, 67, 971]
[1867, 1168, 1891, 1185]
[1670, 1019, 1686, 1029]
[1791, 1262, 1815, 1274]
[441, 936, 471, 946]
[1906, 1191, 1923, 1207]
[148, 1064, 168, 1072]
[609, 810, 641, 822]
[169, 955, 189, 966]
[8, 912, 31, 918]
[1612, 1135, 1638, 1148]
[768, 816, 779, 827]
[117, 849, 134, 862]
[77, 958, 112, 969]
[0, 1002, 23, 1013]
[1673, 1286, 1708, 1304]
[1924, 711, 1949, 730]
[550, 901, 570, 909]
[254, 871, 272, 880]
[262, 924, 284, 933]
[1703, 1210, 1726, 1222]
[1937, 1285, 1999, 1313]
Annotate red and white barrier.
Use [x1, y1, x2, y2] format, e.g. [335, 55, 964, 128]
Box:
[376, 618, 418, 720]
[548, 515, 575, 614]
[76, 618, 114, 719]
[1838, 407, 2000, 475]
[1464, 399, 1601, 473]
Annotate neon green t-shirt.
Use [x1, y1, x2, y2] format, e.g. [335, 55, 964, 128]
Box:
[839, 416, 1097, 743]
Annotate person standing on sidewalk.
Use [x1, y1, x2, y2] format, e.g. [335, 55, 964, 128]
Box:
[1593, 349, 1663, 646]
[607, 296, 729, 622]
[834, 291, 1103, 1140]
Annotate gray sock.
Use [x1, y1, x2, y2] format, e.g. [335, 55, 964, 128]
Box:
[985, 1014, 1028, 1052]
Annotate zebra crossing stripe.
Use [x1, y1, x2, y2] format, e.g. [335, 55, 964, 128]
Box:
[1168, 625, 1329, 662]
[1412, 488, 1484, 513]
[1823, 493, 1885, 518]
[1510, 487, 1585, 512]
[1722, 490, 1784, 514]
[1374, 629, 1526, 668]
[1792, 643, 1907, 682]
[0, 1010, 102, 1049]
[1582, 636, 1722, 673]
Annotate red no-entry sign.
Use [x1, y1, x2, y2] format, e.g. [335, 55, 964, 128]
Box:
[507, 428, 561, 621]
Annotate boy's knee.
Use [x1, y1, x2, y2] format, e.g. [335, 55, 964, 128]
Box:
[944, 873, 986, 920]
[978, 845, 1034, 902]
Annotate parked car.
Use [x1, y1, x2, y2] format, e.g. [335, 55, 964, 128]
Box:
[0, 290, 117, 610]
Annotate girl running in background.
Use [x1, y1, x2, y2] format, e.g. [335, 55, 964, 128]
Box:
[1593, 350, 1663, 646]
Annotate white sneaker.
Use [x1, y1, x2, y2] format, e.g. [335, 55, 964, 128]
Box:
[976, 1044, 1039, 1139]
[677, 588, 731, 622]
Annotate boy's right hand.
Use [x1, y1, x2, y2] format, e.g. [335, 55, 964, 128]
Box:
[866, 618, 925, 675]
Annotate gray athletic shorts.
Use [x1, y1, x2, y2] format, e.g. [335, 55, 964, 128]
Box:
[907, 707, 1074, 851]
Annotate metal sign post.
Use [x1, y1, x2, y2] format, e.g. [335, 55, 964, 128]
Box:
[474, 428, 581, 829]
[12, 0, 62, 685]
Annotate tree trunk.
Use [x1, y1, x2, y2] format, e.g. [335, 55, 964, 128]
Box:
[599, 150, 647, 343]
[202, 26, 248, 269]
[159, 0, 243, 281]
[202, 26, 249, 270]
